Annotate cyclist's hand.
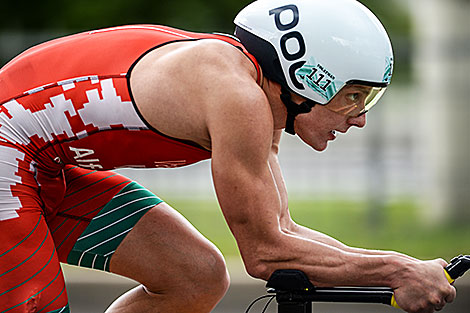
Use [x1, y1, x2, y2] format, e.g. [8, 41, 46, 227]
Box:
[393, 259, 456, 313]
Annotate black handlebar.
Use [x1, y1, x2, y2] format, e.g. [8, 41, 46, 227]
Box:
[263, 255, 470, 313]
[446, 255, 470, 281]
[266, 269, 394, 307]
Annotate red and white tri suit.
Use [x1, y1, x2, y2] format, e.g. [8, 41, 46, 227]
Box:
[0, 25, 260, 312]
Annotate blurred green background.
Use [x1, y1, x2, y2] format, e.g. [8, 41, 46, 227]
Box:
[0, 0, 409, 33]
[171, 198, 470, 261]
[1, 0, 469, 263]
[1, 0, 412, 81]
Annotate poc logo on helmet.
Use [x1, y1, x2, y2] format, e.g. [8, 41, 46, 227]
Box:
[269, 4, 306, 90]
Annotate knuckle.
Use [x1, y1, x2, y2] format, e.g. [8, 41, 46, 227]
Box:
[442, 285, 454, 295]
[410, 300, 427, 312]
[445, 286, 457, 303]
[430, 296, 441, 305]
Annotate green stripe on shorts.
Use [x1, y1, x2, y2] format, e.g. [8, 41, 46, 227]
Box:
[44, 304, 70, 313]
[67, 182, 163, 271]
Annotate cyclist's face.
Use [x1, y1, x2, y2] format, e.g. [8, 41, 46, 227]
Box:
[293, 89, 367, 151]
[324, 85, 372, 117]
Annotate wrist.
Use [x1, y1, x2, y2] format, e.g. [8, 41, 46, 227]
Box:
[387, 255, 417, 289]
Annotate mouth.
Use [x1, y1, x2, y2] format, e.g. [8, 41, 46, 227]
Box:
[328, 130, 337, 140]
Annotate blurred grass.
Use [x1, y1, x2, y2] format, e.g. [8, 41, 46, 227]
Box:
[289, 199, 470, 260]
[165, 198, 470, 261]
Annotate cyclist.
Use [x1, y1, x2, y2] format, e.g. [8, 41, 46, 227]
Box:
[0, 0, 456, 312]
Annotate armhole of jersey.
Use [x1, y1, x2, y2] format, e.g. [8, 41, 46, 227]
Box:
[126, 36, 261, 86]
[126, 35, 262, 152]
[237, 46, 262, 86]
[126, 39, 212, 153]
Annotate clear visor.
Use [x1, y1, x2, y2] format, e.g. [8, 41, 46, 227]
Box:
[324, 84, 387, 117]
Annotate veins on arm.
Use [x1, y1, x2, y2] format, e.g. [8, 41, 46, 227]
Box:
[207, 83, 408, 288]
[268, 131, 417, 261]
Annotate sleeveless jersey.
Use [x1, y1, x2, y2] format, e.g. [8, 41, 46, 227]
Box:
[0, 25, 261, 172]
[0, 25, 261, 220]
[0, 26, 264, 311]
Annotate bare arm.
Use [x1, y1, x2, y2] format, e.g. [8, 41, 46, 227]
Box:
[269, 130, 418, 261]
[209, 93, 402, 287]
[199, 46, 455, 311]
[209, 110, 455, 311]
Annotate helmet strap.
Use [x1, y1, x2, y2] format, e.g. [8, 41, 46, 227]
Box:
[280, 86, 315, 135]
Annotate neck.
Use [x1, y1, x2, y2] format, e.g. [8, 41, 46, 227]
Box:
[262, 78, 287, 131]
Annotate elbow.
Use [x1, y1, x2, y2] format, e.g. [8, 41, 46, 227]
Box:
[244, 258, 272, 280]
[241, 235, 292, 281]
[233, 219, 297, 280]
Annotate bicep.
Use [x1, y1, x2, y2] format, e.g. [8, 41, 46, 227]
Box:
[211, 142, 288, 274]
[207, 90, 284, 251]
[211, 131, 282, 238]
[268, 130, 291, 228]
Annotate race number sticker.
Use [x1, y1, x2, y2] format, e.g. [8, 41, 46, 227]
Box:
[383, 56, 394, 84]
[295, 57, 342, 102]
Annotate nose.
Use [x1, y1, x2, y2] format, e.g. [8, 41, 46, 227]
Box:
[347, 113, 367, 128]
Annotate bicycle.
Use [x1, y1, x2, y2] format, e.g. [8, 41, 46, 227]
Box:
[245, 255, 470, 313]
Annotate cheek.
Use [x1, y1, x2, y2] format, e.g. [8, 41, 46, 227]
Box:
[296, 111, 337, 134]
[294, 117, 324, 146]
[294, 116, 319, 138]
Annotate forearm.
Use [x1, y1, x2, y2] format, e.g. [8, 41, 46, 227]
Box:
[290, 222, 418, 261]
[212, 132, 414, 289]
[242, 227, 455, 313]
[239, 228, 414, 288]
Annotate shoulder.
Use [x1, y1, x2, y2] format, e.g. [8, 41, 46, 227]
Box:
[163, 39, 272, 140]
[174, 39, 260, 89]
[180, 38, 253, 68]
[135, 38, 261, 103]
[131, 38, 272, 152]
[199, 42, 272, 139]
[147, 38, 256, 76]
[205, 71, 274, 166]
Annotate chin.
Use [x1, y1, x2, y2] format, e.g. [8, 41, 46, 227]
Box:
[313, 144, 328, 152]
[297, 132, 328, 152]
[308, 141, 328, 152]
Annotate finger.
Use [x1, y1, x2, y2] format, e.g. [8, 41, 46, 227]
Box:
[444, 286, 457, 303]
[434, 299, 445, 311]
[436, 258, 448, 268]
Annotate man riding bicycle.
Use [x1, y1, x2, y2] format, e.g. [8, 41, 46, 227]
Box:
[0, 0, 456, 312]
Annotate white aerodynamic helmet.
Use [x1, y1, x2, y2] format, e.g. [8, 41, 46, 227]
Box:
[234, 0, 394, 134]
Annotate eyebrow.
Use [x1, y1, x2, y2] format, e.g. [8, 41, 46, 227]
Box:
[348, 86, 371, 93]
